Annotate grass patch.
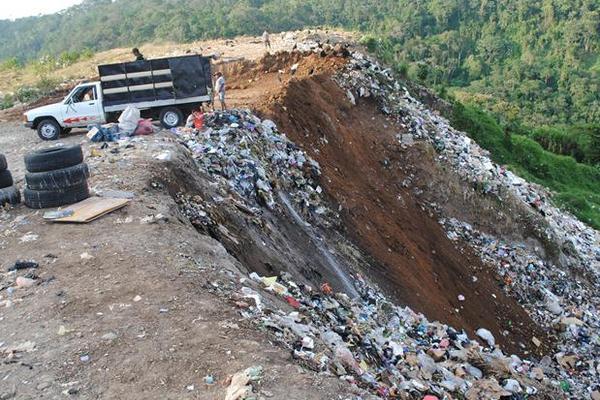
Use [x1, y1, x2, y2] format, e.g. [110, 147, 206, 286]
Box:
[451, 103, 600, 229]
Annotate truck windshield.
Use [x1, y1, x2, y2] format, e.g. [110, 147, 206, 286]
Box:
[67, 86, 96, 103]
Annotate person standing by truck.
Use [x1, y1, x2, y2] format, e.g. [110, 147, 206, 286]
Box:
[214, 72, 226, 111]
[132, 48, 145, 61]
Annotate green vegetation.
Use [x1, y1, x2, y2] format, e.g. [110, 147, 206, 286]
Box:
[528, 125, 600, 165]
[451, 103, 600, 228]
[0, 0, 597, 125]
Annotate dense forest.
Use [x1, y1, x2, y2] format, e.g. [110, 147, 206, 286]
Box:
[0, 0, 598, 126]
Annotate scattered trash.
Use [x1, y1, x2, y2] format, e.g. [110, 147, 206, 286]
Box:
[8, 260, 38, 272]
[225, 365, 263, 400]
[476, 328, 495, 347]
[79, 354, 90, 363]
[15, 276, 36, 288]
[203, 375, 215, 385]
[80, 252, 94, 260]
[43, 210, 75, 220]
[334, 49, 600, 398]
[19, 232, 38, 242]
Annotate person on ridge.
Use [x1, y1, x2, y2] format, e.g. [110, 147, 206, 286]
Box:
[214, 71, 226, 111]
[132, 48, 145, 61]
[262, 31, 271, 50]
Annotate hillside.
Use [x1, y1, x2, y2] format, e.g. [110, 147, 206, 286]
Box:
[1, 32, 599, 399]
[0, 0, 598, 126]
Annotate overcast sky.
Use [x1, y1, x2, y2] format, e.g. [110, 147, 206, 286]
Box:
[0, 0, 83, 20]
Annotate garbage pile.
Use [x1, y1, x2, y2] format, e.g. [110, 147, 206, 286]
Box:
[171, 110, 325, 216]
[334, 51, 600, 397]
[440, 217, 600, 396]
[334, 52, 599, 278]
[235, 271, 567, 400]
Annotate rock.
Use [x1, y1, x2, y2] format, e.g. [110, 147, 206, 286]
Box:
[531, 337, 541, 347]
[476, 328, 495, 347]
[15, 276, 35, 288]
[101, 332, 118, 341]
[591, 390, 600, 400]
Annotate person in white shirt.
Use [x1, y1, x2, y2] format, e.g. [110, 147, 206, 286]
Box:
[262, 31, 271, 50]
[214, 72, 226, 111]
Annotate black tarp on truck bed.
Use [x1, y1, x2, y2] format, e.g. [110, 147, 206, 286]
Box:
[98, 55, 212, 109]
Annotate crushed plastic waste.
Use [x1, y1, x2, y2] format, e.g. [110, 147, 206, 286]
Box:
[171, 110, 324, 218]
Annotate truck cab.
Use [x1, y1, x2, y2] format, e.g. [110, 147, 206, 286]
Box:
[24, 82, 105, 140]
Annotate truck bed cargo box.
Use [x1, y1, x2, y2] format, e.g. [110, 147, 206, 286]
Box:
[98, 55, 212, 112]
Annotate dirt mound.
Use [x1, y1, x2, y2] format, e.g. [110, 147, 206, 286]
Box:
[255, 72, 552, 356]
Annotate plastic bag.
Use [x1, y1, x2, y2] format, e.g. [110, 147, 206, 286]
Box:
[134, 118, 153, 136]
[118, 106, 140, 135]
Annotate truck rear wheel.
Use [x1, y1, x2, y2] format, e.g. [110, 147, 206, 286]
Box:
[37, 119, 62, 141]
[159, 107, 183, 129]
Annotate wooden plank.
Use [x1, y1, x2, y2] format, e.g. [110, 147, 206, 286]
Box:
[51, 197, 130, 223]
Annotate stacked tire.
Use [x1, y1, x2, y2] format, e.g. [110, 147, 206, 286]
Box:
[0, 154, 21, 206]
[24, 145, 90, 209]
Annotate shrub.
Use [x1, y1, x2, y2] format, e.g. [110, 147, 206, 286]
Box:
[0, 57, 21, 71]
[0, 94, 15, 109]
[15, 86, 41, 103]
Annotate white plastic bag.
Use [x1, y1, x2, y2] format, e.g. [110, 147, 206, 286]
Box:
[118, 106, 140, 136]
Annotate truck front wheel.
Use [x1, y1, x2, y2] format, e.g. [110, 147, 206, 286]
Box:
[159, 107, 183, 129]
[37, 119, 62, 141]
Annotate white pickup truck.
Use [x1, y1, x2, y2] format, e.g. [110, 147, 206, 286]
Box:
[24, 54, 213, 140]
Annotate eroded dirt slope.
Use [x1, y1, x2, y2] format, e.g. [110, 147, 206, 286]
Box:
[256, 74, 550, 355]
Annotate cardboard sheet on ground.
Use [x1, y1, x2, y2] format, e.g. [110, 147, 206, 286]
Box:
[49, 197, 130, 223]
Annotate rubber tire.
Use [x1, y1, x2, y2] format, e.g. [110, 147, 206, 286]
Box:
[24, 181, 90, 209]
[0, 154, 7, 171]
[63, 128, 72, 135]
[159, 107, 183, 129]
[0, 170, 13, 189]
[25, 145, 83, 173]
[0, 186, 20, 206]
[37, 118, 62, 141]
[25, 163, 89, 190]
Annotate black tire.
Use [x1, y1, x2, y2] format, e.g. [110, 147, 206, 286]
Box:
[24, 181, 90, 209]
[25, 163, 90, 190]
[36, 118, 62, 141]
[25, 145, 83, 173]
[62, 128, 72, 135]
[0, 186, 20, 206]
[159, 107, 183, 129]
[0, 170, 13, 189]
[0, 154, 7, 171]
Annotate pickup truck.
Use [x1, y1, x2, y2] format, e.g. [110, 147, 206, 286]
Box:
[24, 54, 213, 140]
